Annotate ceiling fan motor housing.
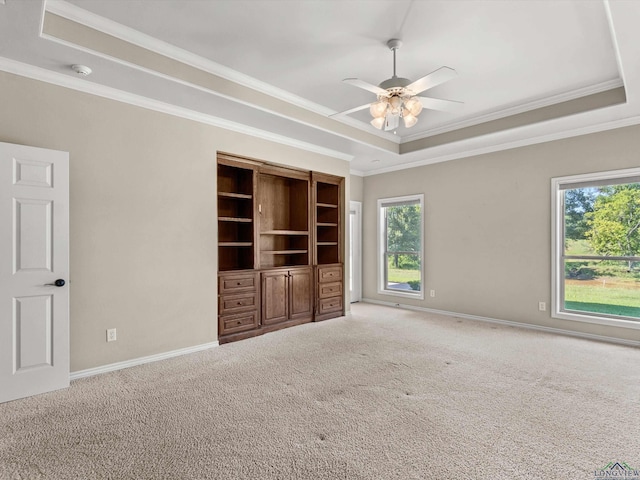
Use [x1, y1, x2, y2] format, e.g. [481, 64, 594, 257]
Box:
[378, 77, 413, 94]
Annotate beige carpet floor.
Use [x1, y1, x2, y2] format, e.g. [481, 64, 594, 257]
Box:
[1, 303, 640, 479]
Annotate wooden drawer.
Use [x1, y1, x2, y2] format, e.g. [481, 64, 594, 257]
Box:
[219, 292, 258, 315]
[219, 271, 258, 294]
[318, 295, 343, 315]
[317, 265, 342, 283]
[318, 281, 342, 299]
[220, 311, 259, 336]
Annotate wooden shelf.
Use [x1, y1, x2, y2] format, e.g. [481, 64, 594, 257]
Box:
[317, 223, 337, 227]
[217, 160, 257, 272]
[261, 230, 309, 235]
[317, 242, 338, 246]
[261, 250, 308, 255]
[219, 216, 252, 223]
[316, 203, 338, 209]
[219, 191, 252, 200]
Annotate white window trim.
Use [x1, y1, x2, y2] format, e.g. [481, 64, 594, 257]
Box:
[377, 194, 425, 300]
[551, 167, 640, 330]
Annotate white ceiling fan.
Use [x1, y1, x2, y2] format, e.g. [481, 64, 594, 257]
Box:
[334, 39, 463, 131]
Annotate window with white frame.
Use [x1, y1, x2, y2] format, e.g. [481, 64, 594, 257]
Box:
[552, 168, 640, 329]
[378, 194, 424, 298]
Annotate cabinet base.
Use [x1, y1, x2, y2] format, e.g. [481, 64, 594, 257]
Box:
[314, 310, 344, 322]
[219, 315, 313, 344]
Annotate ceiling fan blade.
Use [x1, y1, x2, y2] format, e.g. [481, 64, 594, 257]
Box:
[418, 96, 464, 112]
[343, 78, 387, 96]
[406, 67, 457, 95]
[329, 103, 371, 117]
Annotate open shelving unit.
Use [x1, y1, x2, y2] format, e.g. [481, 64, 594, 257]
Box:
[314, 176, 342, 265]
[258, 170, 310, 268]
[217, 160, 257, 271]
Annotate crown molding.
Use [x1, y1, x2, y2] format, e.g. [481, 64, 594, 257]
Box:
[0, 56, 353, 162]
[44, 0, 331, 115]
[42, 0, 401, 144]
[44, 0, 399, 144]
[43, 0, 400, 154]
[401, 78, 625, 143]
[362, 111, 640, 176]
[603, 0, 626, 89]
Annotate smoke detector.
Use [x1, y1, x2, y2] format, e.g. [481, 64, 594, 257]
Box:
[71, 64, 92, 76]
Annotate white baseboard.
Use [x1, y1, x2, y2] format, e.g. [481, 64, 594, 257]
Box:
[70, 341, 219, 381]
[361, 298, 640, 348]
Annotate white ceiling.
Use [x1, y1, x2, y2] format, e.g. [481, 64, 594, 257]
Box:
[1, 0, 640, 174]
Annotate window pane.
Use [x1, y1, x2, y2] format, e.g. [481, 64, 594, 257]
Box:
[564, 259, 640, 319]
[382, 200, 422, 294]
[562, 181, 640, 320]
[386, 253, 421, 292]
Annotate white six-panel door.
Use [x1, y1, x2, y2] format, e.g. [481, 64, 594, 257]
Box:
[0, 142, 69, 403]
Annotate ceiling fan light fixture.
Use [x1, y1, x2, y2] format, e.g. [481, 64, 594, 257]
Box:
[402, 112, 418, 128]
[388, 95, 403, 114]
[405, 96, 423, 116]
[370, 116, 385, 129]
[370, 100, 387, 118]
[338, 38, 459, 132]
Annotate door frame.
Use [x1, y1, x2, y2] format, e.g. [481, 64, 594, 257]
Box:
[349, 201, 362, 303]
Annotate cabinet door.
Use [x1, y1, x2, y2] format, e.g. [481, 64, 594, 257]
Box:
[261, 270, 288, 325]
[289, 267, 313, 320]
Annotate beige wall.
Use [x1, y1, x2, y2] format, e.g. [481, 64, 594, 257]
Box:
[350, 174, 364, 202]
[363, 126, 640, 343]
[0, 72, 350, 371]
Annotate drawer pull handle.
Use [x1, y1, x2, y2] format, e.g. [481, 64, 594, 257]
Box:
[236, 321, 242, 325]
[237, 302, 243, 306]
[236, 282, 242, 286]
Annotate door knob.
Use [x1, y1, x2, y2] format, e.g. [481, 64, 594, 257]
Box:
[45, 279, 66, 287]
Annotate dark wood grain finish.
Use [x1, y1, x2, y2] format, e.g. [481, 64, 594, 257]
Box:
[318, 296, 343, 315]
[218, 153, 344, 343]
[318, 265, 342, 283]
[219, 271, 259, 295]
[219, 311, 259, 336]
[218, 270, 260, 337]
[315, 263, 344, 322]
[318, 281, 342, 299]
[289, 267, 313, 320]
[217, 156, 258, 271]
[261, 269, 289, 325]
[219, 292, 258, 315]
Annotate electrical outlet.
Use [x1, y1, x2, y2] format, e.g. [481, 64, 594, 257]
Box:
[106, 328, 117, 342]
[538, 302, 546, 312]
[430, 290, 436, 298]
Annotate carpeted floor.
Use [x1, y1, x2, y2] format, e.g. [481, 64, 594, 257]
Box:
[1, 303, 640, 479]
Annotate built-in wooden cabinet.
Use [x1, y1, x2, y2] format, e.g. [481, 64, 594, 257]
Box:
[217, 157, 258, 271]
[258, 166, 310, 269]
[261, 266, 313, 325]
[315, 264, 344, 321]
[313, 173, 343, 266]
[218, 270, 260, 337]
[217, 153, 344, 344]
[312, 173, 345, 321]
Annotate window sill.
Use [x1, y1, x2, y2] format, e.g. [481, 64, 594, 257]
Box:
[552, 310, 640, 330]
[378, 288, 425, 300]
